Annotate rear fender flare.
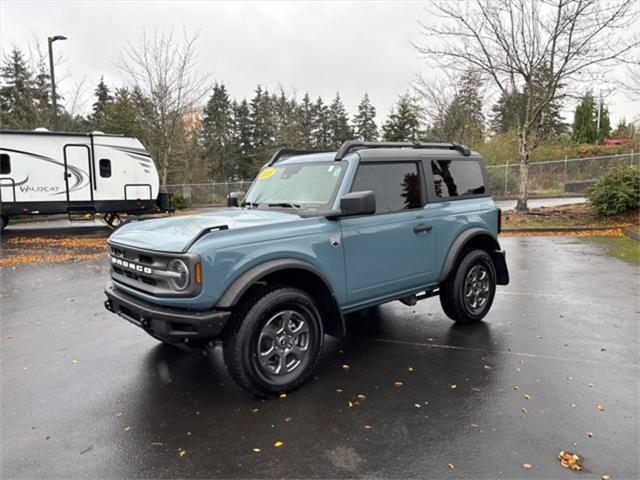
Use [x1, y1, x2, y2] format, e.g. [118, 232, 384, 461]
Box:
[438, 228, 505, 283]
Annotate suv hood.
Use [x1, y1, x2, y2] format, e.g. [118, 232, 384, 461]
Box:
[109, 208, 300, 252]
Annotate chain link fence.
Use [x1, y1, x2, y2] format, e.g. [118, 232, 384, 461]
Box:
[166, 151, 637, 206]
[486, 151, 636, 198]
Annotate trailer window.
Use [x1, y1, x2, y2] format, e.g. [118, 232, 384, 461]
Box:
[99, 159, 111, 178]
[0, 154, 10, 174]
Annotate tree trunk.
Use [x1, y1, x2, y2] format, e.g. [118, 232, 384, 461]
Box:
[515, 129, 529, 212]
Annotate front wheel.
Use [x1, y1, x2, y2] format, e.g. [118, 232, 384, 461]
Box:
[440, 249, 496, 324]
[223, 287, 324, 396]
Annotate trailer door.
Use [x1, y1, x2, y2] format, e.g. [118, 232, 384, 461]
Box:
[63, 144, 93, 203]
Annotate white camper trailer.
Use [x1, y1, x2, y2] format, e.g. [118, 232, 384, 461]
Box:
[0, 130, 161, 230]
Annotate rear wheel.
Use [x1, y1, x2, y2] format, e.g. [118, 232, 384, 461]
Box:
[223, 286, 324, 396]
[440, 249, 496, 324]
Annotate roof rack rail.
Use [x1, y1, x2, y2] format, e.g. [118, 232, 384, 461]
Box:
[334, 140, 471, 161]
[267, 148, 332, 166]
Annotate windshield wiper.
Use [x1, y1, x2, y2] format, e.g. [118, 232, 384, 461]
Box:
[267, 202, 300, 209]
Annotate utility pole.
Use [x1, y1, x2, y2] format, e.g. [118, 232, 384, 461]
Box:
[47, 35, 67, 130]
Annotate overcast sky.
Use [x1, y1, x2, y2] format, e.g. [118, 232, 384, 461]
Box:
[1, 0, 638, 126]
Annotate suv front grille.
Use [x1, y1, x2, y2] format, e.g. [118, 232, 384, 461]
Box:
[108, 243, 200, 297]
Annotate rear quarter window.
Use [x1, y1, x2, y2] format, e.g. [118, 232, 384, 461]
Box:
[430, 160, 486, 200]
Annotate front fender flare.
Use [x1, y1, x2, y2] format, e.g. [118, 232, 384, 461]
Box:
[216, 258, 346, 337]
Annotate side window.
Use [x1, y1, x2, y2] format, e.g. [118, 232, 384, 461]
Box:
[0, 154, 10, 174]
[431, 160, 486, 199]
[351, 162, 421, 214]
[99, 159, 111, 178]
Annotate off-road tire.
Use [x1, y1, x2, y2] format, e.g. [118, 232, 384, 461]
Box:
[440, 249, 496, 324]
[223, 286, 324, 397]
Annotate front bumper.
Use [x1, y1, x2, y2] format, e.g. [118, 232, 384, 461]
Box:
[104, 280, 231, 341]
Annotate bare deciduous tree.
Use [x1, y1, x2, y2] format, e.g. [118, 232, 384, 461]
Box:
[119, 29, 209, 186]
[415, 0, 638, 211]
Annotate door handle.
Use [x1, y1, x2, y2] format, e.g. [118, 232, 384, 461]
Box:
[413, 223, 433, 234]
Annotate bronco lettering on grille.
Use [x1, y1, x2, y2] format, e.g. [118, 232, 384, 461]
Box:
[111, 257, 153, 275]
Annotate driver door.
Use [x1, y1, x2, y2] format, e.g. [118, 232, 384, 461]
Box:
[340, 161, 436, 307]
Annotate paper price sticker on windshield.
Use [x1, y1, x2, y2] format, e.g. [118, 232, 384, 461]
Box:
[258, 167, 276, 180]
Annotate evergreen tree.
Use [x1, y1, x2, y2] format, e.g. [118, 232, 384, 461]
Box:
[597, 102, 611, 142]
[230, 99, 255, 179]
[0, 48, 39, 129]
[352, 93, 378, 141]
[382, 94, 422, 141]
[91, 77, 113, 126]
[250, 86, 277, 164]
[97, 88, 143, 137]
[297, 93, 314, 148]
[311, 96, 330, 149]
[431, 70, 484, 146]
[490, 64, 566, 140]
[327, 93, 352, 148]
[274, 89, 302, 148]
[572, 91, 598, 143]
[202, 83, 233, 181]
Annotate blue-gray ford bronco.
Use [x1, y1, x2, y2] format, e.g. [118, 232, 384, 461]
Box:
[104, 141, 509, 396]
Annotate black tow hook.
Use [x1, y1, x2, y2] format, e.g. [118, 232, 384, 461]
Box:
[104, 299, 114, 313]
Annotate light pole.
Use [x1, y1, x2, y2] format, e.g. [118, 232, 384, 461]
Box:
[47, 35, 67, 131]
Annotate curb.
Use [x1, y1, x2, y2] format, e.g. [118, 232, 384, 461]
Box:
[623, 227, 640, 241]
[502, 226, 625, 233]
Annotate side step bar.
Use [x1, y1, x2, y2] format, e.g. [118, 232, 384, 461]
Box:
[399, 289, 439, 307]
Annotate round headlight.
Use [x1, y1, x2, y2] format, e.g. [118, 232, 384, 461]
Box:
[167, 258, 190, 291]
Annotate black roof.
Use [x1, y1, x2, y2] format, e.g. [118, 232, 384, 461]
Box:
[269, 140, 478, 165]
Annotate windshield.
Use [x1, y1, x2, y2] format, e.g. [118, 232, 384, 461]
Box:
[244, 162, 344, 209]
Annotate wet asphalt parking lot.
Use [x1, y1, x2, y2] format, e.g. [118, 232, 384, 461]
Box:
[1, 229, 638, 479]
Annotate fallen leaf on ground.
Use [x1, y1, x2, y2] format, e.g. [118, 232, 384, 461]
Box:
[602, 475, 610, 480]
[336, 389, 343, 393]
[115, 412, 123, 417]
[7, 335, 15, 339]
[586, 432, 593, 438]
[394, 381, 403, 387]
[513, 386, 520, 391]
[251, 408, 259, 414]
[524, 393, 531, 400]
[284, 417, 292, 422]
[558, 451, 582, 471]
[347, 401, 354, 408]
[471, 423, 479, 428]
[483, 364, 492, 369]
[364, 425, 372, 430]
[357, 394, 366, 400]
[71, 359, 80, 364]
[123, 426, 132, 432]
[253, 448, 261, 452]
[596, 403, 605, 411]
[450, 384, 457, 389]
[178, 449, 186, 457]
[522, 463, 532, 470]
[414, 403, 422, 408]
[570, 402, 577, 408]
[341, 364, 350, 370]
[447, 463, 455, 469]
[408, 367, 414, 372]
[521, 407, 528, 414]
[279, 393, 287, 399]
[274, 441, 284, 447]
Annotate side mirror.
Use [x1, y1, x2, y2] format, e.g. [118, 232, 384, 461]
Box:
[339, 191, 376, 216]
[227, 192, 239, 207]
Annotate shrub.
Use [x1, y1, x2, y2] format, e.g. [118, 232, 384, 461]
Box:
[586, 164, 640, 216]
[170, 193, 191, 210]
